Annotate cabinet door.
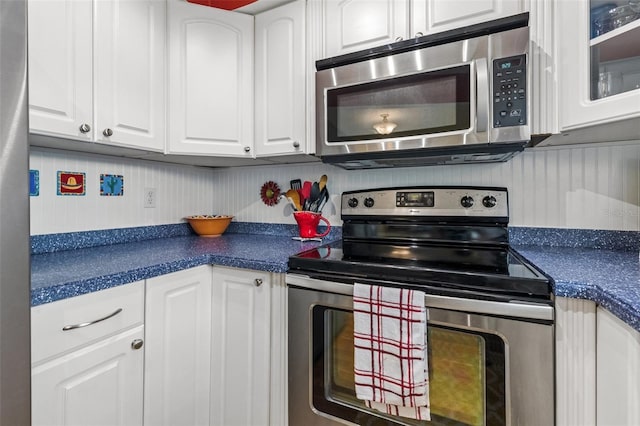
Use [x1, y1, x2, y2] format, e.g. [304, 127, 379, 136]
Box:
[210, 267, 271, 426]
[95, 0, 165, 151]
[324, 0, 409, 57]
[144, 266, 212, 426]
[596, 307, 640, 426]
[558, 0, 640, 131]
[167, 0, 254, 157]
[255, 0, 306, 156]
[412, 0, 525, 36]
[28, 0, 93, 141]
[31, 326, 144, 426]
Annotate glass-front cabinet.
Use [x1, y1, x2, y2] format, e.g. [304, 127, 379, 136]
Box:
[558, 0, 640, 132]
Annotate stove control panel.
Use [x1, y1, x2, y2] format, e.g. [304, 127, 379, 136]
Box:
[342, 187, 508, 218]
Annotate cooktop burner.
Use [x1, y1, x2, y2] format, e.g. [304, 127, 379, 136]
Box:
[288, 186, 552, 303]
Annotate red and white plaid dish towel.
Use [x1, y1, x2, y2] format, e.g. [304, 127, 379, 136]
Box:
[353, 283, 430, 421]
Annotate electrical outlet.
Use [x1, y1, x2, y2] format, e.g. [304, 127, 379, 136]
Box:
[144, 188, 156, 208]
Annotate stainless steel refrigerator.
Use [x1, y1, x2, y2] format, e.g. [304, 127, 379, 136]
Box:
[0, 0, 31, 423]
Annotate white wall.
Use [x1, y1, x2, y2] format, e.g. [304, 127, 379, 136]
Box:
[29, 141, 640, 235]
[29, 148, 217, 235]
[210, 141, 640, 231]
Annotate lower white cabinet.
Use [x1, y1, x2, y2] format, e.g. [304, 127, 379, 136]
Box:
[31, 281, 145, 426]
[596, 307, 640, 426]
[144, 266, 213, 426]
[32, 265, 286, 426]
[210, 266, 271, 426]
[32, 327, 145, 426]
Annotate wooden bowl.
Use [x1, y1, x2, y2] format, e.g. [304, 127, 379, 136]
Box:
[186, 215, 233, 237]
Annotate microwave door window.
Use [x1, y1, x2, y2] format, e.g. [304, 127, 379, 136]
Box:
[326, 65, 471, 143]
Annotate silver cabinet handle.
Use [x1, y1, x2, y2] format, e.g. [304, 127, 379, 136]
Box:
[395, 36, 403, 42]
[244, 146, 251, 153]
[103, 128, 113, 137]
[131, 339, 144, 350]
[254, 278, 263, 287]
[62, 308, 123, 331]
[79, 123, 91, 133]
[293, 141, 300, 148]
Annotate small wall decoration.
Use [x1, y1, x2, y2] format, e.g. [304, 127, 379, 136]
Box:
[57, 171, 85, 196]
[29, 170, 39, 196]
[100, 174, 124, 196]
[260, 181, 281, 206]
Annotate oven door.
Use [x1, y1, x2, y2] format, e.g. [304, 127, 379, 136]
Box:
[287, 275, 554, 426]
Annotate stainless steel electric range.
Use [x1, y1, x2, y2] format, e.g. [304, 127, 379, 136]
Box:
[287, 186, 555, 426]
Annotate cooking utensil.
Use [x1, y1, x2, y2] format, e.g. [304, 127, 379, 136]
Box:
[319, 174, 327, 190]
[290, 179, 302, 190]
[285, 189, 301, 211]
[317, 187, 329, 212]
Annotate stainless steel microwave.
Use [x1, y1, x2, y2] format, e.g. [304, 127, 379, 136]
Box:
[315, 13, 532, 169]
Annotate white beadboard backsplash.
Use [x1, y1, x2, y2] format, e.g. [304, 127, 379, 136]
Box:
[211, 141, 640, 231]
[29, 148, 217, 235]
[30, 141, 640, 235]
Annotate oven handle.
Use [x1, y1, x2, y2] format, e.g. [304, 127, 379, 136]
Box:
[286, 274, 553, 322]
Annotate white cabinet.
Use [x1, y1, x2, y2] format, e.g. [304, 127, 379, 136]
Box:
[28, 0, 165, 151]
[144, 266, 213, 426]
[210, 266, 271, 426]
[28, 0, 93, 142]
[557, 0, 640, 133]
[412, 0, 525, 37]
[323, 0, 409, 57]
[596, 306, 640, 426]
[94, 0, 166, 150]
[255, 0, 307, 157]
[31, 282, 145, 426]
[167, 0, 254, 157]
[321, 0, 526, 58]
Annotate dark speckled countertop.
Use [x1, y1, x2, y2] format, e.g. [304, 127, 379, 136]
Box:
[31, 232, 324, 307]
[30, 224, 640, 333]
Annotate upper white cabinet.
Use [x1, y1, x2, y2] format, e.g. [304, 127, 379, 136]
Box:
[254, 0, 307, 156]
[412, 0, 525, 37]
[210, 266, 271, 426]
[28, 0, 165, 151]
[28, 0, 93, 142]
[321, 0, 526, 58]
[557, 0, 640, 132]
[167, 0, 255, 157]
[323, 0, 409, 57]
[94, 0, 166, 150]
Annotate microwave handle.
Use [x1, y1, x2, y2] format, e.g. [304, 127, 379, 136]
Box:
[475, 58, 490, 133]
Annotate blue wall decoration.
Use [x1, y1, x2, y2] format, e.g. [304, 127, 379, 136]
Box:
[100, 174, 124, 196]
[29, 170, 39, 196]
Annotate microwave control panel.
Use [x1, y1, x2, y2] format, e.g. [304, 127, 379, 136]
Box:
[492, 54, 527, 128]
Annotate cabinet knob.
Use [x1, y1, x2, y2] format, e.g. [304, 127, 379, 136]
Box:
[79, 123, 91, 134]
[395, 36, 403, 42]
[103, 128, 113, 137]
[131, 339, 144, 350]
[293, 141, 300, 148]
[244, 146, 251, 153]
[415, 32, 424, 37]
[254, 278, 263, 287]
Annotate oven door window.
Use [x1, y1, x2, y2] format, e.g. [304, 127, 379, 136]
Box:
[326, 65, 471, 143]
[312, 307, 506, 426]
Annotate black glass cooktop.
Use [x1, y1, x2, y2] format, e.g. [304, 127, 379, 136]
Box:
[288, 240, 552, 302]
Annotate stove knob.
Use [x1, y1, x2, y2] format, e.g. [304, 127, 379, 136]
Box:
[348, 198, 359, 208]
[364, 197, 375, 208]
[460, 196, 474, 208]
[482, 195, 497, 208]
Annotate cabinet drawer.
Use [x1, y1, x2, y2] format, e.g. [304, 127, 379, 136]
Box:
[31, 281, 144, 364]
